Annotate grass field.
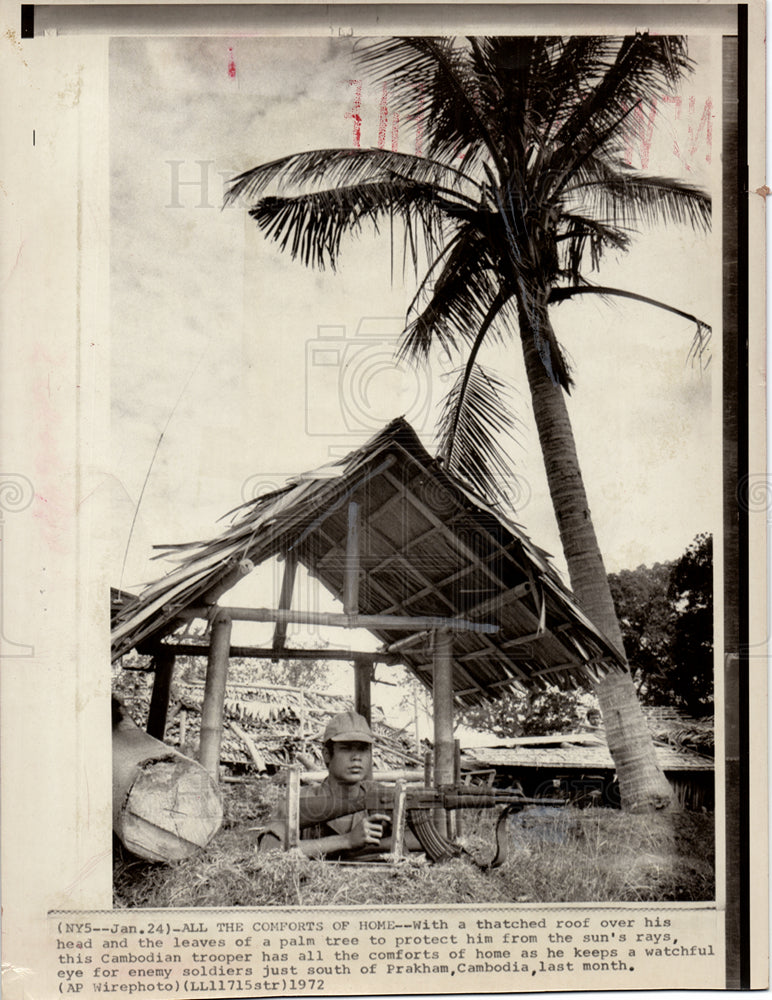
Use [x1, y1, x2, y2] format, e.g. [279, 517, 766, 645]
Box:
[113, 777, 714, 908]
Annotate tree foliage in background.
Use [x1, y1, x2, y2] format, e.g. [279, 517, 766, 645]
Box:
[609, 532, 713, 716]
[460, 687, 589, 737]
[666, 532, 713, 715]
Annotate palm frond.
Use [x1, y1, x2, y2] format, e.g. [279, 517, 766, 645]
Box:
[556, 213, 631, 279]
[442, 287, 513, 459]
[355, 37, 503, 177]
[248, 178, 446, 270]
[398, 222, 504, 359]
[565, 159, 711, 233]
[549, 36, 693, 174]
[549, 282, 712, 333]
[226, 147, 478, 207]
[687, 321, 712, 373]
[437, 361, 519, 507]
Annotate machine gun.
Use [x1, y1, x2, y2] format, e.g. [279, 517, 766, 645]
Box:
[297, 782, 564, 868]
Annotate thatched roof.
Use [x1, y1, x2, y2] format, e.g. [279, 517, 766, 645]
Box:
[115, 670, 420, 772]
[462, 737, 713, 774]
[112, 418, 626, 707]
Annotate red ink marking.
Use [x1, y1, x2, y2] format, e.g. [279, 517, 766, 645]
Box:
[346, 79, 362, 148]
[391, 111, 400, 152]
[686, 96, 713, 168]
[227, 46, 236, 79]
[660, 94, 683, 161]
[378, 83, 389, 149]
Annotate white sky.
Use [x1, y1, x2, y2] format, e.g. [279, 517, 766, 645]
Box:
[109, 35, 720, 721]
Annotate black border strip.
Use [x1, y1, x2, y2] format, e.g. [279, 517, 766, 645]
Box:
[736, 2, 750, 989]
[20, 4, 34, 38]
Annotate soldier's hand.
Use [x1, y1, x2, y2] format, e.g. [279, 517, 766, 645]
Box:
[347, 813, 390, 849]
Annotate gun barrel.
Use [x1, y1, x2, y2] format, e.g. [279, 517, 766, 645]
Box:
[441, 791, 564, 810]
[296, 784, 565, 829]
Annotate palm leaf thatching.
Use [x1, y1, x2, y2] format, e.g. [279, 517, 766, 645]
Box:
[114, 667, 419, 772]
[112, 418, 626, 706]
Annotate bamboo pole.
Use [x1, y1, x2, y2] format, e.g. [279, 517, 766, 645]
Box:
[271, 552, 298, 659]
[138, 643, 400, 665]
[146, 648, 175, 740]
[200, 558, 254, 606]
[286, 765, 301, 850]
[343, 501, 360, 615]
[228, 720, 267, 771]
[433, 629, 455, 836]
[451, 738, 462, 838]
[299, 768, 425, 784]
[354, 655, 373, 724]
[184, 605, 498, 634]
[391, 781, 407, 860]
[199, 611, 232, 779]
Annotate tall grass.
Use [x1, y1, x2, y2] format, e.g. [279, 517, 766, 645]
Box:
[113, 779, 714, 909]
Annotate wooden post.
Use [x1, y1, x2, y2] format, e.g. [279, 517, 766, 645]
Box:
[343, 501, 360, 615]
[433, 628, 455, 835]
[391, 780, 407, 860]
[423, 750, 433, 789]
[451, 738, 462, 838]
[199, 610, 232, 779]
[354, 655, 373, 724]
[146, 648, 175, 740]
[271, 552, 298, 659]
[285, 765, 301, 851]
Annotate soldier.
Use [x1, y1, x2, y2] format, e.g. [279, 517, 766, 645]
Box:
[258, 711, 418, 859]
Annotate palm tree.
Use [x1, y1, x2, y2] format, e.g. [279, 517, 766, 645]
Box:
[227, 36, 711, 810]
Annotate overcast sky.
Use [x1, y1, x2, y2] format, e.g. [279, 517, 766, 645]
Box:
[110, 34, 719, 683]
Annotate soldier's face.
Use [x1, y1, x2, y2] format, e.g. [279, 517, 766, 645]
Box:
[325, 741, 371, 784]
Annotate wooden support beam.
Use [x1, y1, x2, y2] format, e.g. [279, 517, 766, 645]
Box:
[391, 781, 407, 860]
[343, 501, 360, 615]
[199, 611, 232, 780]
[423, 750, 433, 788]
[380, 562, 478, 616]
[386, 631, 430, 654]
[530, 661, 582, 678]
[456, 675, 522, 698]
[312, 525, 395, 610]
[185, 605, 499, 634]
[200, 558, 254, 606]
[140, 642, 400, 665]
[433, 629, 455, 836]
[285, 765, 301, 851]
[465, 580, 533, 618]
[299, 768, 425, 784]
[448, 738, 462, 839]
[146, 647, 175, 740]
[271, 552, 298, 658]
[456, 645, 529, 664]
[354, 655, 373, 725]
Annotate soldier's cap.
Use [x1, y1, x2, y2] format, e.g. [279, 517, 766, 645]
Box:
[322, 711, 374, 744]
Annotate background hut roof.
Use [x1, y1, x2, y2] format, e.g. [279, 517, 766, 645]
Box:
[115, 669, 419, 772]
[462, 739, 713, 774]
[112, 418, 626, 706]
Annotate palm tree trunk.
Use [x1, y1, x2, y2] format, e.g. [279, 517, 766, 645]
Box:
[518, 299, 672, 811]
